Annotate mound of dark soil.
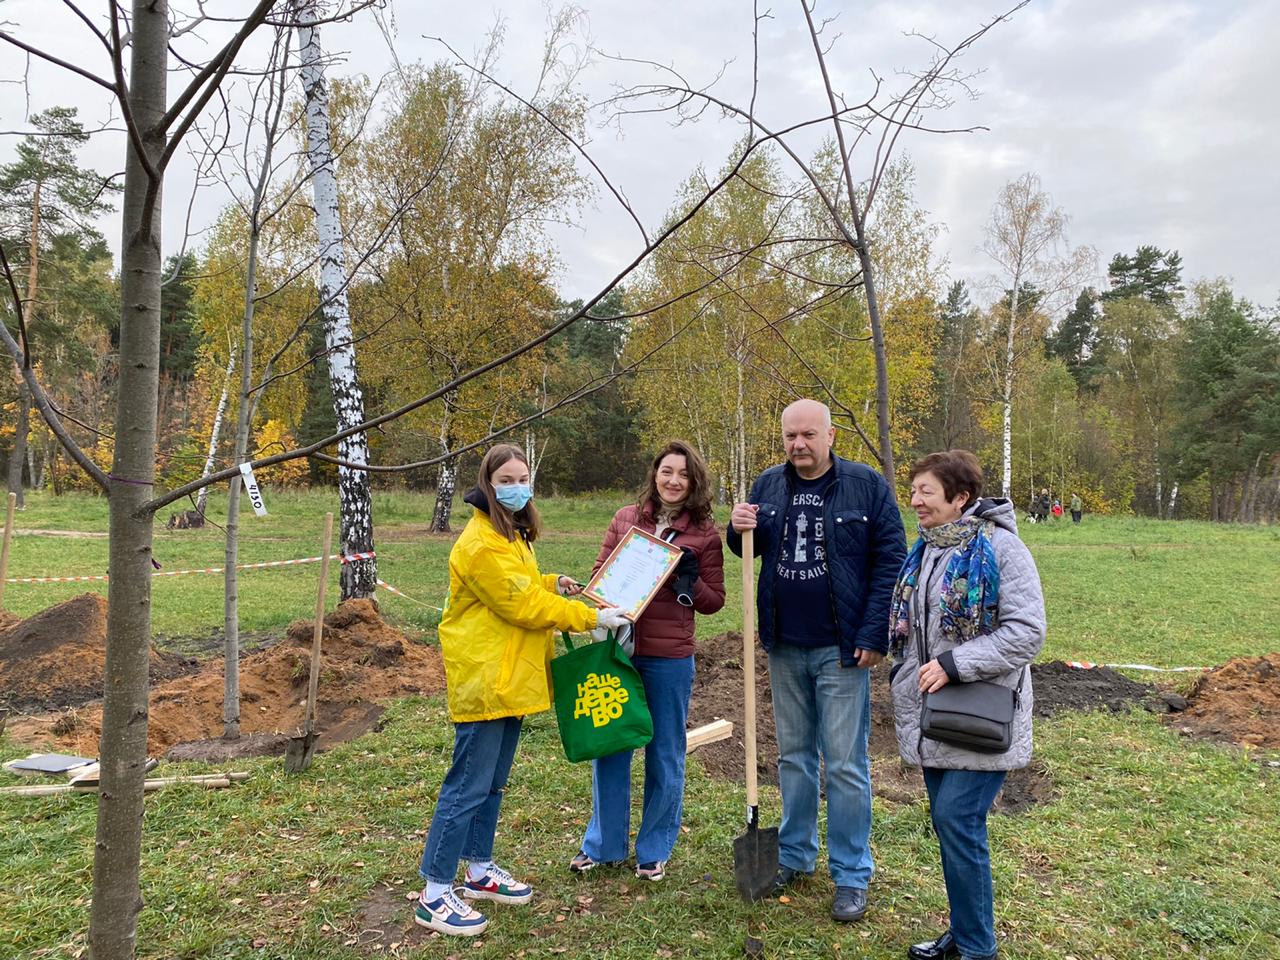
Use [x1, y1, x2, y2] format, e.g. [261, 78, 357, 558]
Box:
[1028, 660, 1157, 716]
[7, 598, 444, 757]
[1174, 654, 1280, 749]
[0, 593, 196, 712]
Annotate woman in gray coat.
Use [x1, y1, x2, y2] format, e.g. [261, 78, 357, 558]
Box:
[889, 450, 1045, 960]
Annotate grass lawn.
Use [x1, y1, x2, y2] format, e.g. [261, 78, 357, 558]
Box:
[1, 490, 1278, 958]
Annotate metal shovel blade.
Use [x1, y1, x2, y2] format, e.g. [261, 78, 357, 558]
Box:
[733, 822, 780, 902]
[283, 730, 317, 774]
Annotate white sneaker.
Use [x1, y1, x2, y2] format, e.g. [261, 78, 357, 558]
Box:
[462, 863, 534, 905]
[414, 887, 490, 936]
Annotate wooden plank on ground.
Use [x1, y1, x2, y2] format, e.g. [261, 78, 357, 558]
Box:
[686, 719, 733, 753]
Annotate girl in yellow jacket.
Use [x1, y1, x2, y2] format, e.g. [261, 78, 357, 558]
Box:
[415, 444, 629, 937]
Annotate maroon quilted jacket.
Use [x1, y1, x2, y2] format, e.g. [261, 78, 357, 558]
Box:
[591, 502, 726, 659]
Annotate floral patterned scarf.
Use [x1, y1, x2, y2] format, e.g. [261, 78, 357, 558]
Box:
[889, 515, 1000, 654]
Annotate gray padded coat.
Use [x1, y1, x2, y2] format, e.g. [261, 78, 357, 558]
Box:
[890, 498, 1046, 771]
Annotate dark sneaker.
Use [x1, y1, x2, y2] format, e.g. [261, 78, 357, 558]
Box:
[635, 861, 666, 881]
[831, 885, 868, 922]
[771, 864, 814, 895]
[414, 887, 489, 936]
[462, 863, 533, 905]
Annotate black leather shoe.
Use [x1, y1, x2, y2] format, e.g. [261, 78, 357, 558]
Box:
[907, 931, 958, 960]
[771, 865, 813, 895]
[831, 886, 868, 922]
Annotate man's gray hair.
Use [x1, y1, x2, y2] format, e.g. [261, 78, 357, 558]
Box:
[781, 398, 832, 430]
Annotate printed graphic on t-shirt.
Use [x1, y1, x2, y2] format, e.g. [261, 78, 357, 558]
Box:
[778, 489, 827, 580]
[774, 474, 836, 646]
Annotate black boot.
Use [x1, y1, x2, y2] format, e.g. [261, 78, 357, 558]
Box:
[907, 931, 958, 960]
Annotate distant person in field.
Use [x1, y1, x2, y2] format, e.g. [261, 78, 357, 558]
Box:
[413, 444, 629, 937]
[1051, 499, 1063, 520]
[1030, 488, 1050, 523]
[570, 439, 725, 882]
[1070, 493, 1083, 524]
[727, 399, 906, 923]
[889, 450, 1045, 960]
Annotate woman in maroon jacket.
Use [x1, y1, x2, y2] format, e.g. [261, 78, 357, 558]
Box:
[569, 440, 726, 881]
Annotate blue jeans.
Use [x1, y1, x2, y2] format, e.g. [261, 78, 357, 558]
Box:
[768, 643, 873, 888]
[581, 654, 695, 865]
[419, 716, 523, 883]
[922, 767, 1007, 959]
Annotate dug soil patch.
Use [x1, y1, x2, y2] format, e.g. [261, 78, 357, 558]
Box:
[686, 632, 1057, 812]
[0, 593, 196, 712]
[1028, 660, 1159, 716]
[1174, 653, 1280, 749]
[6, 598, 444, 757]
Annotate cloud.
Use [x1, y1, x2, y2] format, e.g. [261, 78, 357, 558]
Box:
[2, 0, 1274, 307]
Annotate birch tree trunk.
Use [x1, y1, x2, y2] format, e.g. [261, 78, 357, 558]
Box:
[298, 2, 376, 598]
[90, 3, 167, 955]
[1002, 277, 1022, 500]
[432, 459, 457, 531]
[525, 426, 538, 486]
[430, 396, 457, 532]
[196, 354, 235, 519]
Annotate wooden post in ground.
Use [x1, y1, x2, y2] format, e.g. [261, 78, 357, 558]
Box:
[0, 491, 16, 608]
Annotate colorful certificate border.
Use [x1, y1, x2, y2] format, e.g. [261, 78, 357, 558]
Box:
[583, 525, 683, 621]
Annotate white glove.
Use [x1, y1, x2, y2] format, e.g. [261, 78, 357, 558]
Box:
[591, 621, 635, 656]
[596, 607, 631, 631]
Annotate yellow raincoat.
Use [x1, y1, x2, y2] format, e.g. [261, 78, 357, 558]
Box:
[439, 507, 597, 722]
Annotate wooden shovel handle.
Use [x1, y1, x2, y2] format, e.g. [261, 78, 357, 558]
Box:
[305, 513, 335, 735]
[742, 528, 757, 809]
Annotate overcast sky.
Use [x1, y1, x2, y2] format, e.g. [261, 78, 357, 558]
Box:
[2, 0, 1277, 311]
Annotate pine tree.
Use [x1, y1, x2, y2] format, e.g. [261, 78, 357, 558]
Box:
[1102, 246, 1182, 305]
[0, 107, 118, 505]
[1049, 288, 1101, 387]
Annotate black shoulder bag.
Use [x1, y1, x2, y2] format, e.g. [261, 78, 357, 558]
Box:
[915, 563, 1023, 755]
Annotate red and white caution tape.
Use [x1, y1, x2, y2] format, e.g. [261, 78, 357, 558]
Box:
[5, 551, 376, 585]
[1065, 660, 1208, 673]
[376, 578, 443, 612]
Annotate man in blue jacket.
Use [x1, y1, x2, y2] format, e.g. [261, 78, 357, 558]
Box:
[728, 399, 906, 923]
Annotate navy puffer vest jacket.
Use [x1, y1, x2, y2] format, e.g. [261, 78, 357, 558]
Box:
[727, 455, 906, 664]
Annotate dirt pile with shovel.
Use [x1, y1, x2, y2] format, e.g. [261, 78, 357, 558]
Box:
[0, 593, 195, 712]
[6, 598, 445, 757]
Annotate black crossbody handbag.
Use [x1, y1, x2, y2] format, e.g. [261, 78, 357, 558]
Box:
[914, 575, 1023, 755]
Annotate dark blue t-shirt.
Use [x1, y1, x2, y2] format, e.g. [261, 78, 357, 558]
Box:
[774, 467, 837, 647]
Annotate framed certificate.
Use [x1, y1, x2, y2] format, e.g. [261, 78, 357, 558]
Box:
[583, 526, 683, 621]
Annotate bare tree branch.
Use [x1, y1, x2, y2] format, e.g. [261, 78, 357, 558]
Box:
[140, 132, 773, 516]
[0, 31, 116, 92]
[431, 34, 651, 247]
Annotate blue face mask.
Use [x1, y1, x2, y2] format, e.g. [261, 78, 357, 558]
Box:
[494, 483, 533, 512]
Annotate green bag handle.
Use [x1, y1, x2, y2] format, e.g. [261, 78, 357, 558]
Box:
[560, 628, 614, 652]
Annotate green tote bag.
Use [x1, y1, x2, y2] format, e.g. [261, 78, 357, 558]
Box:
[551, 631, 653, 763]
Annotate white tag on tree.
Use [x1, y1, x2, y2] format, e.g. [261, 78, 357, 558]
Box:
[239, 462, 268, 516]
